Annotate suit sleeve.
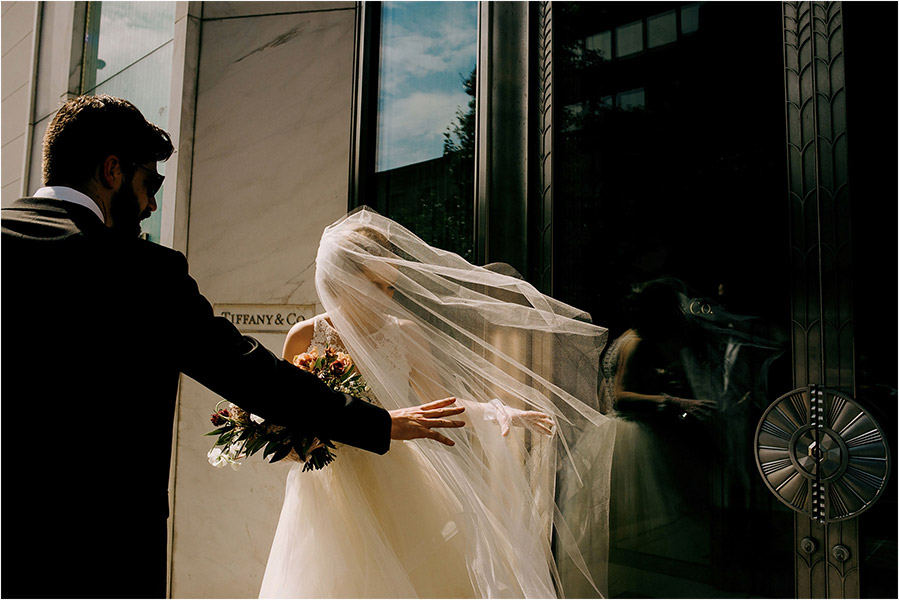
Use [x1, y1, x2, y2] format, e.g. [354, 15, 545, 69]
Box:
[165, 251, 391, 455]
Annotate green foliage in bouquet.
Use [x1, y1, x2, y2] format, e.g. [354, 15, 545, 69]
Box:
[206, 346, 369, 472]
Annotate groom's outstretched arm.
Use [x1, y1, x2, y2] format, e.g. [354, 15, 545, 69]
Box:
[389, 398, 466, 447]
[164, 250, 463, 454]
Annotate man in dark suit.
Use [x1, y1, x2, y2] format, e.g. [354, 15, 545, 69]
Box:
[1, 94, 464, 598]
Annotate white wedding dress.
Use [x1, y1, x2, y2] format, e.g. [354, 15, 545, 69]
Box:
[260, 208, 615, 598]
[259, 315, 546, 598]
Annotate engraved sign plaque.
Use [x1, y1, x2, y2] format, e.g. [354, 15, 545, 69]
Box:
[214, 304, 315, 333]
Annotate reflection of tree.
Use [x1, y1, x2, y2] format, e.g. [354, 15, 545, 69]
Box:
[443, 68, 476, 160]
[375, 68, 476, 263]
[438, 68, 476, 262]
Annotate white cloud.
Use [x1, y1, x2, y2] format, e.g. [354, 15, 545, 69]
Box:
[379, 18, 476, 95]
[377, 90, 470, 171]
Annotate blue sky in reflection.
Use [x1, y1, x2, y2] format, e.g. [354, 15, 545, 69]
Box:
[376, 1, 477, 172]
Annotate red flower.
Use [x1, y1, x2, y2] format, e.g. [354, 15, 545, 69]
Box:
[210, 409, 230, 426]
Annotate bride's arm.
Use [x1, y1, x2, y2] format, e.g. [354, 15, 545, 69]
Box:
[614, 335, 716, 420]
[282, 317, 317, 360]
[402, 319, 553, 437]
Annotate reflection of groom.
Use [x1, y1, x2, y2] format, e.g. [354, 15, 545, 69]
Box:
[1, 95, 463, 598]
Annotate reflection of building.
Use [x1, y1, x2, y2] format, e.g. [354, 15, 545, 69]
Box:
[374, 155, 474, 262]
[2, 2, 895, 598]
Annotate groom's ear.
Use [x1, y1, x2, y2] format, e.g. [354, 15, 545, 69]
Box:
[98, 155, 124, 190]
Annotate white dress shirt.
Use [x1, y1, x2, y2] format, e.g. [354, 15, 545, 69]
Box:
[33, 186, 105, 224]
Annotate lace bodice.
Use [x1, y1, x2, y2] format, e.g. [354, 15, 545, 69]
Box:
[309, 314, 346, 355]
[307, 315, 410, 409]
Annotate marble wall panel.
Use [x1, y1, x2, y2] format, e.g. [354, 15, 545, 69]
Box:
[1, 83, 28, 205]
[1, 71, 29, 146]
[1, 1, 35, 55]
[1, 1, 36, 204]
[172, 336, 295, 598]
[1, 30, 32, 99]
[172, 7, 356, 597]
[1, 132, 24, 197]
[188, 8, 356, 303]
[33, 1, 78, 121]
[160, 5, 202, 253]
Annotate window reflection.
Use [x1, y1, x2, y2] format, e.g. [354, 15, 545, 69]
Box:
[647, 11, 677, 48]
[616, 88, 645, 110]
[83, 2, 175, 92]
[371, 1, 477, 261]
[586, 31, 612, 60]
[681, 3, 702, 34]
[555, 2, 792, 597]
[82, 1, 175, 243]
[616, 21, 644, 57]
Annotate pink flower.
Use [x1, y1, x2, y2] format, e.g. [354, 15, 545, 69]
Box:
[292, 351, 317, 371]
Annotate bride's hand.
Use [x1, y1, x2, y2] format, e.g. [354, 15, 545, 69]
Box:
[389, 397, 466, 446]
[487, 399, 554, 437]
[666, 395, 717, 421]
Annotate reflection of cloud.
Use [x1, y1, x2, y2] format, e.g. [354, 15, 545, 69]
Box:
[379, 2, 478, 97]
[377, 90, 469, 171]
[381, 24, 474, 94]
[375, 2, 478, 172]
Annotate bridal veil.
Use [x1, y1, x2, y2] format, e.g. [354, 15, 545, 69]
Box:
[308, 207, 615, 597]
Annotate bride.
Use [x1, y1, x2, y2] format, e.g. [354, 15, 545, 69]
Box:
[259, 208, 615, 598]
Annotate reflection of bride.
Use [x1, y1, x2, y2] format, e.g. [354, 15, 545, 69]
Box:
[259, 208, 615, 598]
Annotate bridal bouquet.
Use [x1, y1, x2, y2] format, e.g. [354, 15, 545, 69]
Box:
[206, 346, 369, 472]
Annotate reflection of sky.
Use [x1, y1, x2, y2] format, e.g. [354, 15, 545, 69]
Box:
[90, 1, 175, 242]
[93, 1, 175, 89]
[376, 1, 477, 172]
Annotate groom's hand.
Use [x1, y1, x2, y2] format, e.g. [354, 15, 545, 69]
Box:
[389, 397, 465, 446]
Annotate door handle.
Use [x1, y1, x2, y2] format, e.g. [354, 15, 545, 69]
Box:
[754, 385, 890, 522]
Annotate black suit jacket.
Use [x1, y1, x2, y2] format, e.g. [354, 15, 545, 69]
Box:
[1, 197, 391, 598]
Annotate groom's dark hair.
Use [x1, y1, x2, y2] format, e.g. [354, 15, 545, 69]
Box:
[42, 94, 174, 187]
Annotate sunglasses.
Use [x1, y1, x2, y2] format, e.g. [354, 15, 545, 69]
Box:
[131, 163, 165, 197]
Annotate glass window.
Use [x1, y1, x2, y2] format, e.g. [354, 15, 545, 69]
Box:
[615, 20, 643, 57]
[681, 3, 702, 35]
[82, 1, 175, 243]
[647, 10, 677, 48]
[83, 2, 176, 92]
[616, 88, 645, 110]
[369, 1, 478, 261]
[555, 2, 792, 597]
[585, 31, 612, 61]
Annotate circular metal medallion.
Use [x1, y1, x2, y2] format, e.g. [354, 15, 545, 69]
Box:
[755, 386, 890, 522]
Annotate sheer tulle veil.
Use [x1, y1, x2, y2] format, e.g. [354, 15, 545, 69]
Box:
[313, 207, 616, 597]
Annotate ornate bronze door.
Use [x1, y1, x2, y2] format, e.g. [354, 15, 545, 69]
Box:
[523, 1, 896, 597]
[755, 3, 895, 597]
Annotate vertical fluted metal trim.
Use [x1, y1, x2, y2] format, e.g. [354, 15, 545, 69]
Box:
[532, 1, 553, 294]
[784, 2, 858, 597]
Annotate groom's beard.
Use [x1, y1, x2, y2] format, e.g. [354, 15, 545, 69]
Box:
[110, 178, 150, 238]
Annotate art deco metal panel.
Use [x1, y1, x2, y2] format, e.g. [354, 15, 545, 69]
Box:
[782, 3, 859, 597]
[531, 1, 553, 294]
[784, 1, 852, 393]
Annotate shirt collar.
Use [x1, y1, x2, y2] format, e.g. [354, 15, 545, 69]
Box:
[32, 186, 106, 224]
